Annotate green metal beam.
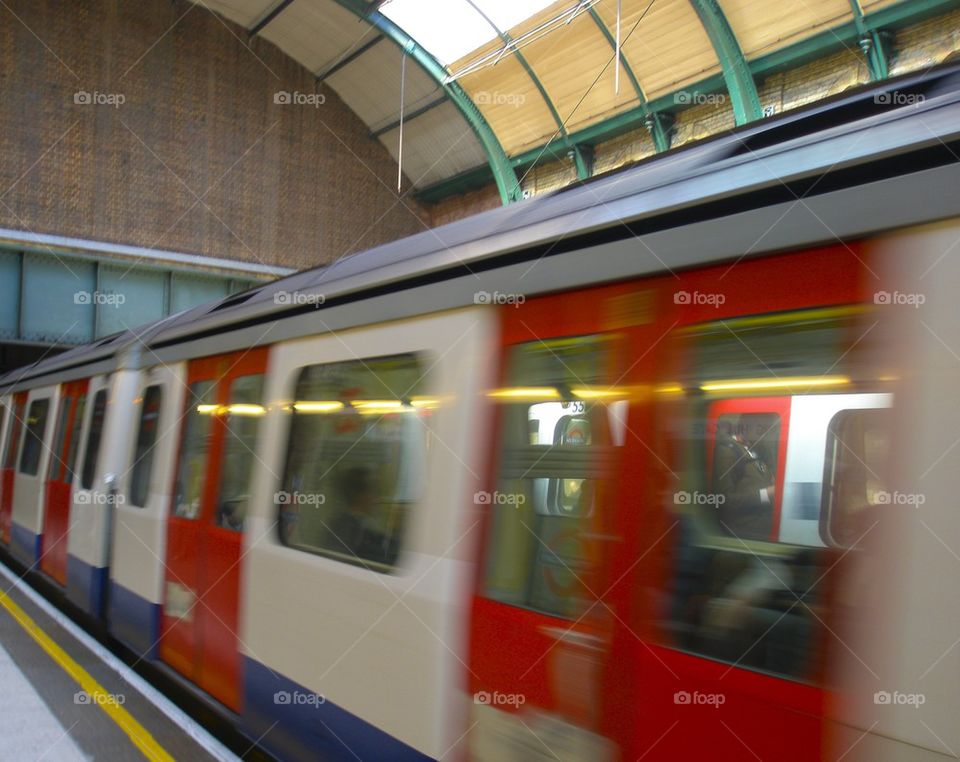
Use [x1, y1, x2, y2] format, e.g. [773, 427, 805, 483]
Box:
[688, 0, 762, 124]
[586, 6, 671, 153]
[464, 0, 592, 180]
[332, 0, 522, 203]
[849, 0, 889, 80]
[417, 0, 955, 203]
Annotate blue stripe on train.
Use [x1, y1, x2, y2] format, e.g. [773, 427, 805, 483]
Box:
[65, 554, 108, 618]
[243, 657, 434, 761]
[107, 581, 161, 660]
[10, 522, 40, 567]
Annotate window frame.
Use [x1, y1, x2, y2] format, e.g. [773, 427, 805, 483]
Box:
[19, 397, 51, 477]
[80, 389, 108, 490]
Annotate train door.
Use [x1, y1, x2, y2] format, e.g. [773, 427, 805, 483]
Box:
[468, 282, 665, 759]
[161, 348, 267, 711]
[1, 391, 27, 544]
[635, 245, 876, 760]
[40, 379, 88, 585]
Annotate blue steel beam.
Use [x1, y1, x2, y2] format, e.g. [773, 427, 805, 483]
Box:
[333, 0, 523, 203]
[688, 0, 763, 124]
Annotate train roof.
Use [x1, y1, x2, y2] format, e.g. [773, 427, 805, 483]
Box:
[4, 62, 960, 391]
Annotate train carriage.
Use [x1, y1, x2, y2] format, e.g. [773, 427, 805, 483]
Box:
[0, 63, 959, 761]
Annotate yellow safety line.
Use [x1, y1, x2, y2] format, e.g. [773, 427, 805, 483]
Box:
[0, 589, 174, 762]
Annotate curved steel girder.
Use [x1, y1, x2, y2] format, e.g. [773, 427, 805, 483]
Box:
[849, 0, 890, 80]
[586, 6, 671, 153]
[688, 0, 763, 125]
[464, 0, 593, 180]
[332, 0, 523, 203]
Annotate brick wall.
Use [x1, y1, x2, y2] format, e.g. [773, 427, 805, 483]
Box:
[0, 0, 426, 271]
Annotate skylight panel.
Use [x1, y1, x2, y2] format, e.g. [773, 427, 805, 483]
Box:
[380, 0, 493, 66]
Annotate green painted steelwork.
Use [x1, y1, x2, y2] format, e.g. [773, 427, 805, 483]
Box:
[849, 0, 889, 79]
[464, 0, 592, 180]
[688, 0, 763, 124]
[586, 6, 671, 153]
[417, 0, 954, 202]
[333, 0, 522, 203]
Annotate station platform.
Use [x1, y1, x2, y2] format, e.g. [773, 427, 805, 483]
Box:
[0, 560, 239, 762]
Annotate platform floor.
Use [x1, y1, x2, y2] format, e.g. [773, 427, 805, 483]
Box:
[0, 561, 238, 761]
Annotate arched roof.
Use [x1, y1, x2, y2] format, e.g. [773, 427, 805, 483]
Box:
[196, 0, 955, 202]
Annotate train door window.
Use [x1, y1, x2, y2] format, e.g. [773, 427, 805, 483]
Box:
[81, 390, 108, 489]
[130, 386, 163, 508]
[665, 310, 865, 681]
[174, 381, 215, 519]
[822, 408, 891, 547]
[712, 412, 780, 541]
[48, 397, 72, 482]
[19, 398, 50, 476]
[483, 335, 617, 619]
[216, 374, 264, 531]
[64, 395, 86, 484]
[3, 397, 26, 470]
[278, 354, 426, 572]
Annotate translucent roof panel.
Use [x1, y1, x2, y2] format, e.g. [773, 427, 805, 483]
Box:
[380, 0, 559, 65]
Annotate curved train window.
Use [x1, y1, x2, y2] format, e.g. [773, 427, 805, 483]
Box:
[483, 335, 621, 619]
[665, 309, 885, 681]
[81, 390, 108, 490]
[19, 398, 50, 476]
[3, 398, 26, 470]
[48, 398, 72, 482]
[130, 386, 163, 508]
[278, 354, 426, 573]
[174, 381, 215, 519]
[216, 374, 265, 531]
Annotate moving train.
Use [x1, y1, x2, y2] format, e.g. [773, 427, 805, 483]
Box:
[2, 63, 960, 761]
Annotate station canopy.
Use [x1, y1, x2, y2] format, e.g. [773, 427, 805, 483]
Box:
[197, 0, 940, 199]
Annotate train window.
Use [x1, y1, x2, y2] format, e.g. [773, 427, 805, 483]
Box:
[174, 381, 215, 519]
[129, 386, 163, 508]
[278, 354, 426, 573]
[483, 335, 617, 619]
[19, 398, 50, 476]
[48, 397, 72, 482]
[216, 374, 265, 531]
[64, 396, 86, 484]
[712, 412, 780, 541]
[81, 390, 108, 490]
[3, 398, 26, 470]
[822, 407, 891, 547]
[665, 310, 868, 681]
